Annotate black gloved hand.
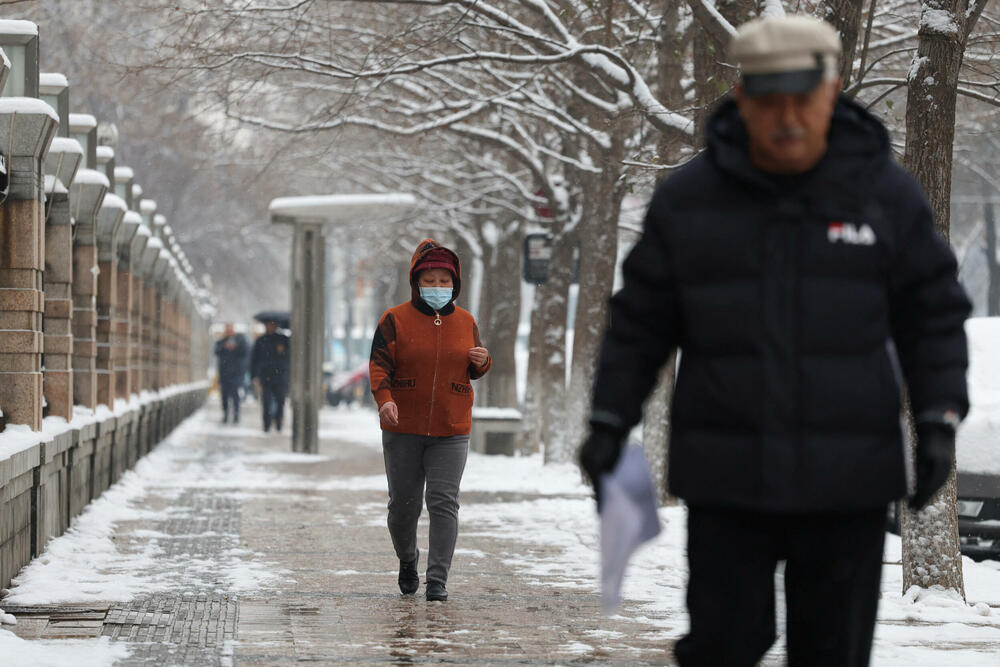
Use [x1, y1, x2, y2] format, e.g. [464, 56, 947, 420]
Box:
[909, 421, 956, 511]
[579, 423, 627, 506]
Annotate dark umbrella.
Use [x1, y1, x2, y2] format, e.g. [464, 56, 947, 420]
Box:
[253, 310, 291, 329]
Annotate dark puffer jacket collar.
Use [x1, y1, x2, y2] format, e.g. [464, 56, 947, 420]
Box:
[705, 95, 891, 198]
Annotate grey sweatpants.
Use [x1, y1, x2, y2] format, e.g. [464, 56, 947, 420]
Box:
[382, 432, 469, 585]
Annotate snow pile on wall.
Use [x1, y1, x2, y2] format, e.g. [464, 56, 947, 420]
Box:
[957, 317, 1000, 474]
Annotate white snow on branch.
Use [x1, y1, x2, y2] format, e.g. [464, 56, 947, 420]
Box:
[907, 55, 930, 84]
[697, 0, 738, 37]
[920, 8, 959, 37]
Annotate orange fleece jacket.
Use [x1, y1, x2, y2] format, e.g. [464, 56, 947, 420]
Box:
[369, 238, 491, 436]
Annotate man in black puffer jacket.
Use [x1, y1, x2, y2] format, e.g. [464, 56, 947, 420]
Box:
[580, 15, 970, 667]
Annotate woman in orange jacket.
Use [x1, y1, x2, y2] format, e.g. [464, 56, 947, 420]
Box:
[369, 239, 490, 601]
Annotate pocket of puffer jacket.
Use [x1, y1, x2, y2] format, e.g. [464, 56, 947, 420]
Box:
[446, 380, 474, 427]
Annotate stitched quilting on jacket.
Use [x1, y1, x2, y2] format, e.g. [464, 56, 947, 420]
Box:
[370, 239, 491, 436]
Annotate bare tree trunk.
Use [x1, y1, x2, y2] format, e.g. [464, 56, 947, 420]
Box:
[523, 185, 576, 460]
[475, 218, 494, 330]
[474, 222, 495, 408]
[641, 0, 690, 500]
[521, 287, 546, 454]
[566, 130, 627, 458]
[643, 351, 678, 504]
[452, 232, 478, 309]
[391, 265, 411, 307]
[690, 0, 754, 143]
[372, 272, 395, 326]
[984, 181, 1000, 316]
[899, 0, 986, 598]
[822, 0, 866, 86]
[478, 220, 522, 408]
[658, 0, 688, 162]
[899, 406, 965, 597]
[539, 231, 577, 462]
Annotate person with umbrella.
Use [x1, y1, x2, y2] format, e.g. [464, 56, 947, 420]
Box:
[251, 311, 291, 433]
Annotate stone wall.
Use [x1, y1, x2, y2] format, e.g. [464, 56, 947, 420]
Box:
[0, 384, 207, 591]
[0, 21, 215, 594]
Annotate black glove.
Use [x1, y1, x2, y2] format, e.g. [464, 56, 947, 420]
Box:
[579, 423, 627, 506]
[909, 421, 956, 511]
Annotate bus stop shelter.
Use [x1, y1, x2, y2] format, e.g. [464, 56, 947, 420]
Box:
[269, 193, 416, 453]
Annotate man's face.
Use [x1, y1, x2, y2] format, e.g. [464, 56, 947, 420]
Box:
[735, 79, 840, 174]
[265, 321, 278, 334]
[224, 324, 236, 337]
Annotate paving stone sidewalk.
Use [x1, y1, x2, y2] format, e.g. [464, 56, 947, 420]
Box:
[6, 402, 685, 665]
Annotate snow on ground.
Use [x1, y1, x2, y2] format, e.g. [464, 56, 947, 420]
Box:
[5, 405, 1000, 664]
[320, 406, 1000, 664]
[0, 630, 129, 667]
[4, 413, 288, 606]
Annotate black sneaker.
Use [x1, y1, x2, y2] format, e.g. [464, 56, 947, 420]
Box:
[398, 554, 419, 595]
[426, 580, 447, 602]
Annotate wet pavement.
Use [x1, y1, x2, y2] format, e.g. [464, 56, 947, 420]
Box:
[5, 401, 683, 665]
[8, 401, 1000, 665]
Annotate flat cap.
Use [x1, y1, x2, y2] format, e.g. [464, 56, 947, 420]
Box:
[730, 15, 842, 97]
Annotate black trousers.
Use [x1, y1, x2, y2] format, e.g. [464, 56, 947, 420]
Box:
[220, 377, 242, 422]
[260, 383, 287, 432]
[674, 505, 886, 667]
[382, 432, 469, 584]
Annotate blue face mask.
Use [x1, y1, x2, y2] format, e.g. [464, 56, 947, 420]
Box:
[419, 286, 453, 311]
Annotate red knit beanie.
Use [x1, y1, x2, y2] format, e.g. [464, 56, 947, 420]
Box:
[415, 248, 457, 278]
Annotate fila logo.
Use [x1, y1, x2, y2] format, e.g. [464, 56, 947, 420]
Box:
[827, 222, 876, 246]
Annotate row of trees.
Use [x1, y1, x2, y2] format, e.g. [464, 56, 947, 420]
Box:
[130, 0, 1000, 458]
[14, 0, 1000, 598]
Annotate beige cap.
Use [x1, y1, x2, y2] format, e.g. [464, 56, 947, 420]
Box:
[730, 15, 842, 96]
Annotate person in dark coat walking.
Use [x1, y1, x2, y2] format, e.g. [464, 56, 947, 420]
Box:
[215, 323, 249, 424]
[251, 319, 291, 433]
[579, 15, 971, 667]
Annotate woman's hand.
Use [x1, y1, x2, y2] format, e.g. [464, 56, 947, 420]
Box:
[468, 347, 489, 368]
[379, 401, 399, 426]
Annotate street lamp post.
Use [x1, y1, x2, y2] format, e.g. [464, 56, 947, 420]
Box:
[268, 193, 416, 453]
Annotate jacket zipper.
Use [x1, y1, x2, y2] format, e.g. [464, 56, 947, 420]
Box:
[427, 311, 442, 435]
